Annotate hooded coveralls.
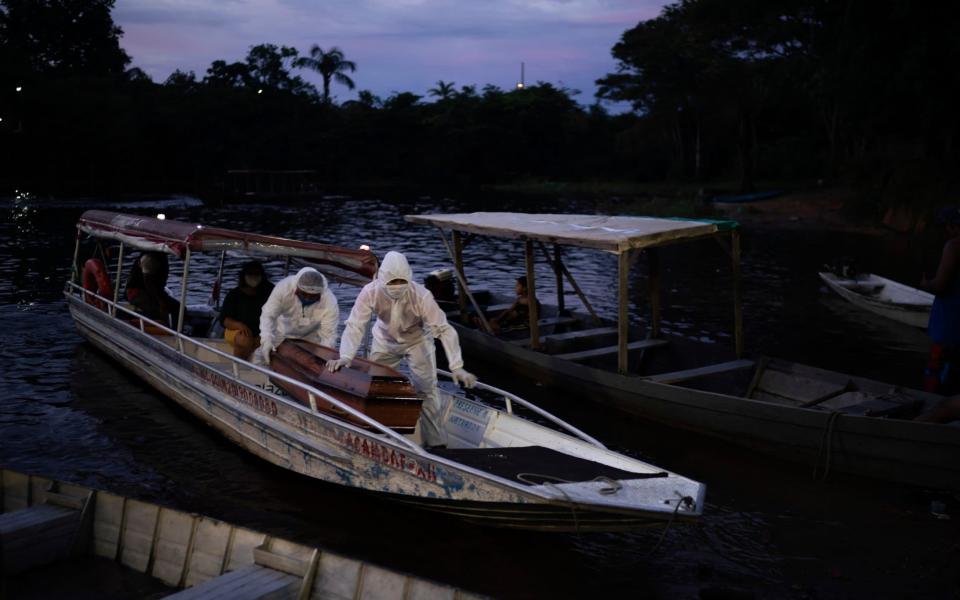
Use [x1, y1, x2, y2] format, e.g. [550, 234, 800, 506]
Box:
[258, 267, 339, 351]
[339, 252, 465, 446]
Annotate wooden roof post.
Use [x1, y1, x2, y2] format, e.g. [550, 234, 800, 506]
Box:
[525, 239, 541, 349]
[648, 247, 661, 338]
[618, 249, 630, 374]
[453, 231, 468, 320]
[553, 243, 565, 314]
[112, 242, 125, 316]
[176, 247, 191, 333]
[732, 229, 743, 358]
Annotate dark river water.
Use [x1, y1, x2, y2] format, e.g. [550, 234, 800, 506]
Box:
[1, 194, 957, 599]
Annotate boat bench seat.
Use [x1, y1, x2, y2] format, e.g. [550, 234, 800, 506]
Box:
[445, 303, 514, 320]
[554, 338, 667, 361]
[0, 503, 81, 574]
[513, 326, 618, 351]
[645, 359, 756, 384]
[167, 564, 300, 600]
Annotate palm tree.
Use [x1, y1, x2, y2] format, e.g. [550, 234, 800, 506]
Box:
[427, 80, 456, 100]
[295, 45, 356, 103]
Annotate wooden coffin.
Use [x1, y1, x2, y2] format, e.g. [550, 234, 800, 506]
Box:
[269, 339, 422, 432]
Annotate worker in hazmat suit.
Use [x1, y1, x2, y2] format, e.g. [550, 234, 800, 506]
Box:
[326, 251, 477, 447]
[253, 267, 339, 365]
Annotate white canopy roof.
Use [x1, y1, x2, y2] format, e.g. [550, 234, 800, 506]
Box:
[404, 212, 737, 253]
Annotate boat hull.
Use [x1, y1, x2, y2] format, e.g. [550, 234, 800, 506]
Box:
[451, 322, 960, 491]
[67, 297, 694, 530]
[819, 272, 932, 328]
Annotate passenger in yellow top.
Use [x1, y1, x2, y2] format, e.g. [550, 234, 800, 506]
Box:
[326, 251, 477, 447]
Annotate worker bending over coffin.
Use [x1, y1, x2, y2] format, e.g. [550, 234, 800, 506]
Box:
[327, 251, 477, 447]
[254, 267, 338, 364]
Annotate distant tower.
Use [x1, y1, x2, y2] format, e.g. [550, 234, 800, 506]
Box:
[516, 62, 525, 90]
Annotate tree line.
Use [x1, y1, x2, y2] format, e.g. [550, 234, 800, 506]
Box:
[0, 0, 956, 208]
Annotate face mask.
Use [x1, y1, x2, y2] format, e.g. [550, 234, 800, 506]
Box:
[385, 283, 408, 300]
[297, 291, 321, 306]
[244, 275, 262, 288]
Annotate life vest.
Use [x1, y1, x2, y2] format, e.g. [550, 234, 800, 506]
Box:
[82, 258, 112, 310]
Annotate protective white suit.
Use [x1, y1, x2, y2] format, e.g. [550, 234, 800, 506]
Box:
[256, 267, 339, 361]
[336, 251, 472, 446]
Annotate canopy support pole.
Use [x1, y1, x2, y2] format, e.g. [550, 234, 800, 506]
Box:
[648, 248, 661, 338]
[176, 248, 191, 333]
[453, 231, 468, 319]
[732, 229, 743, 358]
[536, 242, 601, 325]
[525, 240, 541, 349]
[617, 250, 631, 374]
[553, 244, 565, 314]
[436, 228, 493, 334]
[210, 250, 226, 308]
[112, 242, 125, 316]
[71, 234, 80, 284]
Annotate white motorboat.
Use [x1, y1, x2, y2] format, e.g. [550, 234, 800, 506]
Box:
[65, 210, 704, 531]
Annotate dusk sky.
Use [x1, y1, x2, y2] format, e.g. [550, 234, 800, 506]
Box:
[114, 0, 668, 106]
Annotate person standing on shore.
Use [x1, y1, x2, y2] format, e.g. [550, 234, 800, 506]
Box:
[919, 207, 960, 396]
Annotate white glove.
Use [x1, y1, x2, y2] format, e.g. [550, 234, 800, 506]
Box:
[260, 334, 276, 354]
[451, 368, 477, 388]
[326, 357, 352, 372]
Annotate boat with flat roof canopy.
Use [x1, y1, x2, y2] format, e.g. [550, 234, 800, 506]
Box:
[405, 212, 960, 490]
[64, 210, 705, 531]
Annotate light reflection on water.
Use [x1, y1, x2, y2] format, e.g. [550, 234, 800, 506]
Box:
[0, 195, 953, 599]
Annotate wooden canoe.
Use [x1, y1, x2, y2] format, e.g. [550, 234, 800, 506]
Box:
[819, 271, 933, 328]
[270, 340, 422, 433]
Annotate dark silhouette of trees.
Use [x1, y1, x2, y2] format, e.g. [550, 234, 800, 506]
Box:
[597, 0, 960, 202]
[0, 0, 130, 79]
[295, 45, 356, 103]
[428, 80, 456, 101]
[3, 0, 957, 213]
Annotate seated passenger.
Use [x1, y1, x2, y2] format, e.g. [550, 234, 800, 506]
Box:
[126, 252, 179, 327]
[424, 269, 458, 309]
[220, 261, 273, 359]
[489, 275, 541, 335]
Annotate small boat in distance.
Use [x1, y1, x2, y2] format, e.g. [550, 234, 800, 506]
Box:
[65, 210, 704, 531]
[819, 271, 933, 328]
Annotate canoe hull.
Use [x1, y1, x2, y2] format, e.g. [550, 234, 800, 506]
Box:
[819, 272, 933, 328]
[451, 322, 960, 491]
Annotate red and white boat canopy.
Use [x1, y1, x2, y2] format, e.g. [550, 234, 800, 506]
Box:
[77, 210, 378, 284]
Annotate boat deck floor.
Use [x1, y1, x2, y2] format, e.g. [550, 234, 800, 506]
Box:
[430, 446, 666, 485]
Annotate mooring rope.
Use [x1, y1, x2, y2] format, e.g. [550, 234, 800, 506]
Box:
[813, 411, 843, 482]
[646, 494, 694, 556]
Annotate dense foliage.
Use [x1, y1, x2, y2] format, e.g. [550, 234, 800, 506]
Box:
[0, 0, 957, 204]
